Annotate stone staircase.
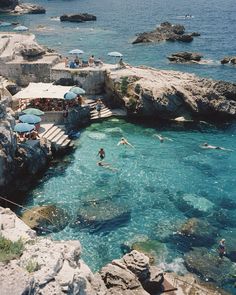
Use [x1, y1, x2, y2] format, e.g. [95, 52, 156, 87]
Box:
[87, 100, 127, 121]
[40, 123, 72, 150]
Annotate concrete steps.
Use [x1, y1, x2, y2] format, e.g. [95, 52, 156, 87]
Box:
[39, 124, 72, 150]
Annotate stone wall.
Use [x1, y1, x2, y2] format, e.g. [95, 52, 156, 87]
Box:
[51, 67, 106, 95]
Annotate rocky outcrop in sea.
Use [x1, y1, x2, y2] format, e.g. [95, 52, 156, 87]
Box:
[105, 66, 236, 120]
[60, 13, 97, 22]
[132, 22, 200, 44]
[168, 52, 203, 63]
[221, 56, 236, 65]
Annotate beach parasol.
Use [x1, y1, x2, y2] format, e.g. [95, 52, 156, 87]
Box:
[19, 114, 41, 124]
[70, 86, 86, 95]
[13, 25, 29, 31]
[14, 123, 34, 133]
[108, 51, 123, 57]
[22, 108, 44, 116]
[64, 91, 77, 100]
[69, 49, 84, 55]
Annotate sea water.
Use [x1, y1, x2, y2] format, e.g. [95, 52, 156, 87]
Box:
[21, 119, 236, 291]
[0, 0, 235, 82]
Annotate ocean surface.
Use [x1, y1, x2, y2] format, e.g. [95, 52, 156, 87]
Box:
[1, 0, 236, 292]
[0, 0, 236, 82]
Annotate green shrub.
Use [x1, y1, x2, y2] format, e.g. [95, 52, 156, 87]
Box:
[25, 259, 40, 273]
[120, 77, 129, 96]
[0, 235, 24, 263]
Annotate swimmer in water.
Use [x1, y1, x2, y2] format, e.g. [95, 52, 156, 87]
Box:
[97, 161, 118, 172]
[153, 134, 173, 143]
[117, 137, 134, 148]
[200, 142, 233, 151]
[97, 148, 105, 160]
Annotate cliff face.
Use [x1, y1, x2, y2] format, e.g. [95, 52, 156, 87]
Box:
[105, 66, 236, 121]
[0, 97, 51, 197]
[0, 0, 18, 10]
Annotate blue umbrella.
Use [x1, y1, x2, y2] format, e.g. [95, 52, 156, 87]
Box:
[13, 25, 29, 31]
[19, 114, 41, 124]
[14, 123, 34, 133]
[108, 51, 123, 57]
[69, 49, 84, 55]
[22, 108, 45, 116]
[70, 86, 86, 95]
[64, 91, 77, 100]
[0, 22, 12, 27]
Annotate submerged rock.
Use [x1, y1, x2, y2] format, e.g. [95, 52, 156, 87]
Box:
[103, 127, 123, 136]
[184, 247, 236, 284]
[0, 0, 18, 11]
[131, 240, 167, 265]
[208, 209, 236, 228]
[133, 22, 197, 44]
[179, 218, 217, 246]
[21, 205, 69, 233]
[168, 52, 203, 63]
[60, 13, 96, 22]
[221, 56, 236, 64]
[72, 200, 131, 233]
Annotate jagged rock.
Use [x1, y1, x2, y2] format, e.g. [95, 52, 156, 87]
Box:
[19, 43, 46, 59]
[168, 52, 203, 63]
[60, 13, 97, 22]
[105, 66, 236, 120]
[131, 240, 167, 265]
[21, 205, 69, 233]
[142, 266, 164, 294]
[179, 218, 217, 246]
[221, 56, 236, 64]
[13, 4, 46, 14]
[184, 247, 236, 284]
[72, 199, 131, 233]
[133, 22, 197, 44]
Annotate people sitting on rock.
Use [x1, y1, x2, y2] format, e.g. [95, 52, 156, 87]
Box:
[88, 55, 95, 67]
[29, 129, 40, 140]
[200, 142, 233, 151]
[74, 55, 81, 67]
[96, 57, 103, 67]
[117, 137, 134, 148]
[154, 134, 173, 143]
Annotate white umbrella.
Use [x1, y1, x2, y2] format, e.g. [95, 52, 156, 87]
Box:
[108, 51, 123, 57]
[69, 49, 84, 55]
[13, 25, 29, 31]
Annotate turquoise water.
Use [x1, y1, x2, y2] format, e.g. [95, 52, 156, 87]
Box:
[0, 0, 236, 82]
[21, 119, 236, 289]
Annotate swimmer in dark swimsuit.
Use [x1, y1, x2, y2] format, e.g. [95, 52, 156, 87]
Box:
[97, 148, 105, 160]
[201, 143, 233, 151]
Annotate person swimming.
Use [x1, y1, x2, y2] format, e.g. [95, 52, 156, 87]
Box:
[153, 134, 173, 143]
[97, 161, 118, 172]
[201, 142, 233, 151]
[97, 148, 105, 160]
[117, 137, 134, 148]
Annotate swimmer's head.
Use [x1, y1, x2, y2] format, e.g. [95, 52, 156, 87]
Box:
[203, 142, 208, 146]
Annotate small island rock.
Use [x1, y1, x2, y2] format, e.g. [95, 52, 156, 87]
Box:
[60, 13, 96, 22]
[168, 52, 203, 63]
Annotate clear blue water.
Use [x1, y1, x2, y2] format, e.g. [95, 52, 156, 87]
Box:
[21, 119, 236, 288]
[0, 0, 236, 82]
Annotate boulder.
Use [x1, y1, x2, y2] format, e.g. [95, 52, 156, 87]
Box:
[208, 208, 236, 228]
[184, 247, 236, 284]
[133, 22, 197, 44]
[179, 218, 217, 246]
[60, 13, 97, 22]
[72, 199, 131, 233]
[221, 56, 236, 64]
[168, 52, 203, 63]
[21, 205, 69, 233]
[19, 43, 46, 59]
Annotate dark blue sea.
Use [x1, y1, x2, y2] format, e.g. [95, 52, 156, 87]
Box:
[1, 0, 236, 293]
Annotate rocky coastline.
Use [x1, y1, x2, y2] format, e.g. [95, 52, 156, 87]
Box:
[0, 1, 45, 14]
[0, 206, 230, 295]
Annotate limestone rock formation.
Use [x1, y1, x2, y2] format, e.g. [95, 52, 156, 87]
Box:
[19, 43, 46, 60]
[105, 66, 236, 120]
[13, 3, 46, 14]
[132, 22, 198, 44]
[221, 56, 236, 64]
[168, 52, 203, 63]
[60, 13, 97, 22]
